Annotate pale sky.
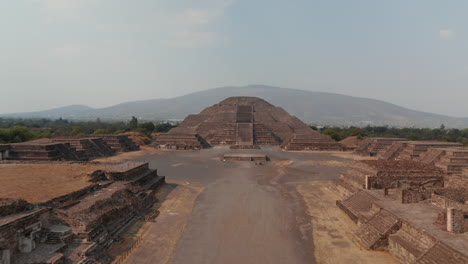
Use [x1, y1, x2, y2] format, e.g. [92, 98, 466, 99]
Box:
[1, 0, 467, 117]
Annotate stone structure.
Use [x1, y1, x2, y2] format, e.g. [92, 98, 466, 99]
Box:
[334, 160, 444, 197]
[0, 161, 165, 264]
[222, 153, 269, 162]
[336, 189, 468, 264]
[419, 147, 468, 174]
[0, 135, 138, 162]
[154, 97, 341, 150]
[0, 145, 10, 161]
[153, 134, 210, 150]
[354, 137, 408, 157]
[380, 141, 463, 161]
[51, 137, 115, 160]
[88, 135, 139, 152]
[2, 142, 86, 161]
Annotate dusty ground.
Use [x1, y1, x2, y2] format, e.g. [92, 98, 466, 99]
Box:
[117, 181, 204, 264]
[103, 147, 393, 264]
[297, 181, 397, 264]
[0, 164, 102, 203]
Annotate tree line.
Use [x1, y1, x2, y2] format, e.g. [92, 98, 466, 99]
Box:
[0, 117, 178, 144]
[315, 125, 468, 145]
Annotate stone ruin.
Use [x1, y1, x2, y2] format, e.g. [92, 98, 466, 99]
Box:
[333, 160, 445, 197]
[0, 161, 165, 264]
[88, 135, 139, 152]
[380, 141, 463, 161]
[154, 97, 341, 150]
[0, 145, 10, 161]
[153, 134, 210, 150]
[0, 135, 139, 162]
[419, 147, 468, 174]
[222, 153, 269, 162]
[332, 157, 468, 263]
[354, 137, 408, 157]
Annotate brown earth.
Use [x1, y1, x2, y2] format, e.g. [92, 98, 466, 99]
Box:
[0, 164, 103, 203]
[111, 181, 204, 264]
[119, 132, 152, 146]
[297, 181, 397, 264]
[339, 136, 362, 149]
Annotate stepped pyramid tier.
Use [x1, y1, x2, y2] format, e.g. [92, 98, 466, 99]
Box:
[335, 160, 444, 192]
[419, 147, 468, 173]
[0, 135, 138, 161]
[380, 141, 463, 161]
[2, 141, 87, 161]
[87, 134, 140, 152]
[154, 96, 341, 150]
[153, 133, 210, 150]
[354, 137, 408, 157]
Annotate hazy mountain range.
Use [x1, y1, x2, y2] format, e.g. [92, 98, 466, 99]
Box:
[3, 85, 468, 128]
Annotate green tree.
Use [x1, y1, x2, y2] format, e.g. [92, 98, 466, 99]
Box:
[93, 129, 107, 135]
[139, 122, 155, 133]
[129, 116, 138, 130]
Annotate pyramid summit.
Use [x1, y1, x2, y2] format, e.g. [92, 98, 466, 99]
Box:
[154, 96, 341, 150]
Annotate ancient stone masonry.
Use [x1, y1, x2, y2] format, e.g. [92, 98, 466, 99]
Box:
[336, 189, 468, 264]
[380, 141, 463, 161]
[154, 97, 341, 150]
[222, 153, 269, 162]
[2, 142, 87, 161]
[153, 133, 210, 150]
[282, 132, 341, 151]
[51, 138, 115, 160]
[0, 161, 165, 264]
[88, 135, 139, 152]
[0, 199, 33, 217]
[354, 137, 408, 157]
[0, 135, 138, 162]
[419, 147, 468, 174]
[0, 145, 10, 161]
[335, 160, 444, 194]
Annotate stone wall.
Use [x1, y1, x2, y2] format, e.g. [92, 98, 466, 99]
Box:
[444, 174, 468, 189]
[0, 209, 52, 259]
[388, 221, 437, 264]
[399, 189, 433, 204]
[431, 193, 468, 211]
[0, 199, 33, 217]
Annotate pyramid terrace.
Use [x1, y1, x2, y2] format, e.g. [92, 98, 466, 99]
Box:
[154, 97, 341, 151]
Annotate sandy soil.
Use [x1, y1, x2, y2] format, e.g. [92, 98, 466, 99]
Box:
[0, 164, 102, 203]
[297, 181, 397, 264]
[93, 147, 159, 162]
[123, 181, 204, 264]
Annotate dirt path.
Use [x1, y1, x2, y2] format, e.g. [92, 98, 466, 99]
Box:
[124, 181, 204, 264]
[169, 165, 312, 264]
[107, 147, 396, 264]
[296, 181, 397, 264]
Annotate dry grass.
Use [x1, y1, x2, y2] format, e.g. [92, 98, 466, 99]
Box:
[94, 148, 161, 162]
[296, 181, 397, 264]
[302, 160, 354, 167]
[271, 160, 293, 168]
[329, 151, 378, 161]
[0, 164, 104, 203]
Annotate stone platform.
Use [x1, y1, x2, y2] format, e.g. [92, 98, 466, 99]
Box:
[222, 153, 269, 162]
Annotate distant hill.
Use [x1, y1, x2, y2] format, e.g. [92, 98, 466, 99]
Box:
[3, 85, 468, 128]
[3, 105, 94, 119]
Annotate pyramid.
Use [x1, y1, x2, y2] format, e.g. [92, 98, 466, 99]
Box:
[154, 97, 341, 150]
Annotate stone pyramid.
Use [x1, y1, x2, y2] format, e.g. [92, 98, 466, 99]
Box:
[155, 96, 341, 150]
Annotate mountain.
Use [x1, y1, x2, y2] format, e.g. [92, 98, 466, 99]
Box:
[3, 105, 94, 119]
[2, 85, 467, 128]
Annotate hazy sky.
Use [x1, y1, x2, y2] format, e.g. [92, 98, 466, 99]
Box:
[1, 0, 467, 116]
